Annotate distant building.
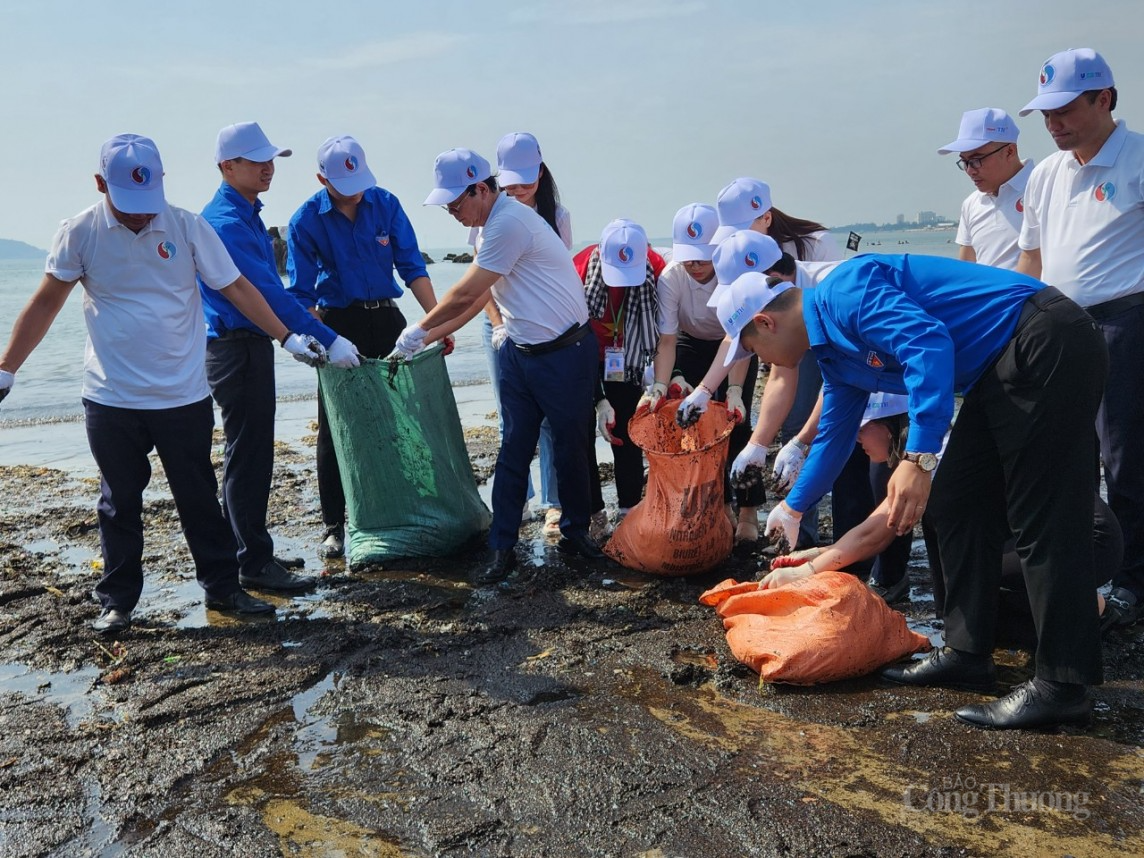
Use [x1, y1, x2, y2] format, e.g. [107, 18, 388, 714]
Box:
[917, 211, 939, 226]
[896, 214, 905, 225]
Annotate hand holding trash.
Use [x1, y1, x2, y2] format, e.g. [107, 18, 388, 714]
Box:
[724, 384, 746, 423]
[596, 399, 623, 445]
[389, 324, 429, 360]
[636, 381, 668, 415]
[282, 333, 328, 367]
[765, 501, 802, 551]
[730, 442, 768, 489]
[675, 385, 711, 428]
[326, 336, 361, 368]
[772, 438, 809, 490]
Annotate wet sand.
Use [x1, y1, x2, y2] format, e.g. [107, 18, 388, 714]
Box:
[1, 386, 1142, 857]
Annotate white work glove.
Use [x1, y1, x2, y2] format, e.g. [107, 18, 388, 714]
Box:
[490, 324, 508, 350]
[765, 502, 803, 550]
[772, 438, 809, 491]
[282, 333, 328, 367]
[667, 373, 694, 400]
[390, 324, 429, 360]
[326, 336, 361, 369]
[596, 399, 623, 446]
[0, 369, 13, 404]
[730, 442, 769, 490]
[675, 385, 711, 428]
[637, 381, 668, 414]
[725, 384, 746, 423]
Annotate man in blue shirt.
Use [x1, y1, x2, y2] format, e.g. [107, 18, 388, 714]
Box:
[202, 122, 361, 592]
[286, 136, 443, 559]
[717, 249, 1108, 729]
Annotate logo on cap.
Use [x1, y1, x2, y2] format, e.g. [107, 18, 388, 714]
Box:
[344, 156, 358, 173]
[157, 241, 176, 260]
[744, 251, 759, 268]
[686, 221, 702, 239]
[866, 351, 884, 369]
[1095, 182, 1116, 202]
[465, 165, 477, 179]
[618, 245, 633, 263]
[749, 195, 763, 211]
[725, 306, 747, 327]
[1040, 64, 1055, 86]
[131, 166, 151, 185]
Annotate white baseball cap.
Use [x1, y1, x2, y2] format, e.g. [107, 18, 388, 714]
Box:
[861, 392, 909, 426]
[671, 203, 719, 262]
[712, 230, 783, 289]
[937, 108, 1020, 155]
[215, 121, 292, 164]
[318, 135, 377, 196]
[713, 177, 772, 242]
[714, 270, 794, 366]
[599, 221, 649, 288]
[496, 131, 543, 186]
[424, 148, 492, 206]
[1019, 48, 1115, 116]
[100, 134, 166, 214]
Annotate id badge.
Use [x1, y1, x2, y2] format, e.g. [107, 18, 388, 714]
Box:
[604, 347, 626, 382]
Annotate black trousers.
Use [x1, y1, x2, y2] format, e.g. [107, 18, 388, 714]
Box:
[316, 304, 406, 529]
[206, 334, 277, 577]
[928, 288, 1108, 684]
[588, 375, 647, 510]
[85, 397, 241, 611]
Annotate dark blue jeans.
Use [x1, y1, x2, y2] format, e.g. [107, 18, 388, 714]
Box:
[206, 334, 277, 577]
[84, 397, 241, 612]
[491, 333, 597, 550]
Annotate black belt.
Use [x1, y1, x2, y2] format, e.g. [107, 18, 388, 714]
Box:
[1084, 291, 1144, 322]
[213, 328, 270, 342]
[346, 298, 398, 310]
[513, 322, 591, 356]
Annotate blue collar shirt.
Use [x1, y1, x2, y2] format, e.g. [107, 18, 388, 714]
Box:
[199, 182, 336, 346]
[785, 253, 1043, 513]
[286, 186, 429, 309]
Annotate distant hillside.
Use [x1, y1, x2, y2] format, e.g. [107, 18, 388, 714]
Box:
[0, 238, 47, 260]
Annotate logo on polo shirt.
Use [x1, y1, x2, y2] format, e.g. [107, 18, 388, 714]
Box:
[1094, 182, 1116, 202]
[1016, 197, 1024, 213]
[744, 251, 759, 268]
[686, 221, 702, 239]
[1040, 64, 1055, 86]
[344, 156, 358, 172]
[157, 241, 176, 260]
[377, 232, 390, 246]
[866, 351, 884, 369]
[617, 245, 633, 263]
[465, 165, 477, 179]
[131, 166, 151, 185]
[750, 195, 763, 211]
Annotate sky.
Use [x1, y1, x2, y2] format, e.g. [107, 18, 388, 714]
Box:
[0, 0, 1139, 252]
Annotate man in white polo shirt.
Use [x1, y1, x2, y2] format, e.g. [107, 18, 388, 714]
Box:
[392, 148, 602, 584]
[938, 108, 1034, 269]
[0, 134, 326, 634]
[1016, 48, 1144, 630]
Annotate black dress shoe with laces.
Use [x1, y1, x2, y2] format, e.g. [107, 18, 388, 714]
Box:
[880, 646, 995, 693]
[955, 679, 1091, 730]
[92, 608, 132, 635]
[319, 526, 345, 560]
[240, 560, 316, 593]
[472, 550, 517, 586]
[557, 531, 606, 561]
[205, 590, 276, 614]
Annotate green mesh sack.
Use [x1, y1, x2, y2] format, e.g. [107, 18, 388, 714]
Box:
[317, 346, 491, 566]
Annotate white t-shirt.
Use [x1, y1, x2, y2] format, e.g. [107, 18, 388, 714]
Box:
[475, 194, 588, 345]
[469, 202, 572, 251]
[955, 159, 1034, 270]
[1019, 120, 1144, 306]
[783, 229, 842, 263]
[656, 262, 724, 340]
[46, 201, 241, 409]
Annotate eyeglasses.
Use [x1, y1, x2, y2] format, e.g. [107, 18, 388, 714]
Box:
[443, 186, 477, 215]
[956, 144, 1010, 172]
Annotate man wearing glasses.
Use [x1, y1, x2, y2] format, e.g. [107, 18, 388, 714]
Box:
[938, 108, 1033, 270]
[392, 148, 603, 584]
[1016, 48, 1144, 631]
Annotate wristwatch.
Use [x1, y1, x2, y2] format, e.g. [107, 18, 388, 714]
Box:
[902, 452, 939, 472]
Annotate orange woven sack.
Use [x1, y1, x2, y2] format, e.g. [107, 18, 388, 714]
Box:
[604, 402, 735, 575]
[699, 571, 931, 684]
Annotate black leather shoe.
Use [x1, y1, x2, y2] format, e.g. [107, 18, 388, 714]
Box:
[205, 589, 276, 614]
[240, 560, 316, 593]
[274, 555, 306, 570]
[472, 550, 517, 586]
[955, 679, 1091, 730]
[868, 573, 910, 604]
[557, 531, 606, 561]
[1100, 587, 1140, 633]
[320, 526, 345, 560]
[92, 608, 132, 635]
[880, 647, 995, 693]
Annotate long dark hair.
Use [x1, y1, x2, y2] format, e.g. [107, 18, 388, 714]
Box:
[768, 207, 828, 261]
[534, 162, 562, 236]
